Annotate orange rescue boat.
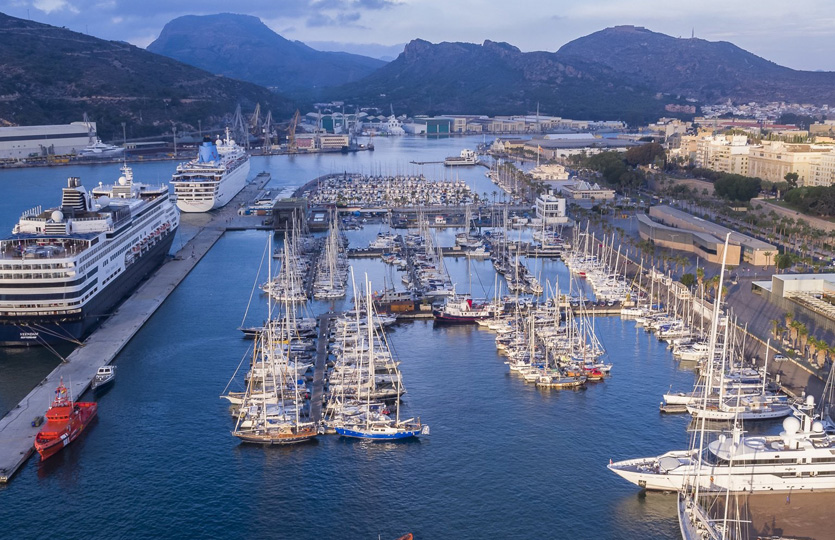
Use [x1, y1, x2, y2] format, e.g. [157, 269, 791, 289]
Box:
[34, 378, 97, 461]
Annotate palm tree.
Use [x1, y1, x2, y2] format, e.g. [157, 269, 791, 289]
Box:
[770, 319, 781, 340]
[788, 319, 800, 347]
[797, 323, 809, 357]
[807, 337, 820, 366]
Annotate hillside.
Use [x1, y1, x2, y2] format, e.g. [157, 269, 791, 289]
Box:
[324, 39, 669, 123]
[323, 27, 835, 122]
[147, 13, 386, 95]
[556, 25, 835, 104]
[0, 12, 293, 139]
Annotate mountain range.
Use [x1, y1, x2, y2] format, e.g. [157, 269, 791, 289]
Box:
[147, 14, 386, 95]
[2, 11, 835, 136]
[0, 12, 293, 140]
[556, 25, 835, 105]
[322, 26, 835, 121]
[321, 37, 668, 122]
[145, 17, 835, 122]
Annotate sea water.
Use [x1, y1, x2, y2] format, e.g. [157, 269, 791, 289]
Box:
[0, 136, 698, 539]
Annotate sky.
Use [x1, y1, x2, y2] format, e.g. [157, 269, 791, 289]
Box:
[2, 0, 834, 71]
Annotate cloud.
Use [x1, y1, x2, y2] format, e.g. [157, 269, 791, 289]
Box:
[306, 10, 364, 28]
[355, 0, 398, 8]
[33, 0, 78, 14]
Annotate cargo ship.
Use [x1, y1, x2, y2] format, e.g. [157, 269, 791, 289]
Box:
[0, 165, 180, 346]
[34, 378, 98, 460]
[170, 128, 250, 212]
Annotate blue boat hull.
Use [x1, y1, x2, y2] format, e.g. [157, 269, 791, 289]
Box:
[335, 426, 421, 440]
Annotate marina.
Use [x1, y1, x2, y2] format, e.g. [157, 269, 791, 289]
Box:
[0, 135, 832, 539]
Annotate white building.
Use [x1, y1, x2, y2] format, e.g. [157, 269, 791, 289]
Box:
[535, 194, 569, 224]
[0, 122, 96, 159]
[560, 180, 616, 201]
[694, 134, 751, 175]
[530, 163, 569, 181]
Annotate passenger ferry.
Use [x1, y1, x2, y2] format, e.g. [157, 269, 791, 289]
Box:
[0, 165, 179, 346]
[170, 128, 250, 212]
[444, 149, 478, 166]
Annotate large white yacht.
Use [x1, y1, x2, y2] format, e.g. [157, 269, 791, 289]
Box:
[170, 128, 250, 212]
[608, 396, 835, 493]
[77, 137, 125, 159]
[0, 165, 179, 346]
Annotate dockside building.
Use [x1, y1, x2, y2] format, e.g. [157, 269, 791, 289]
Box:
[0, 122, 95, 159]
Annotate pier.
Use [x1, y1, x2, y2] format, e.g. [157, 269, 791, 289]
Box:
[309, 313, 335, 424]
[0, 174, 270, 484]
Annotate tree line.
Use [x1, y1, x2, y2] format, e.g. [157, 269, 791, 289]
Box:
[783, 186, 835, 217]
[569, 142, 666, 193]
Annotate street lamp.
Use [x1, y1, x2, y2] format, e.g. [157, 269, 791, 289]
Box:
[121, 122, 126, 153]
[198, 120, 202, 140]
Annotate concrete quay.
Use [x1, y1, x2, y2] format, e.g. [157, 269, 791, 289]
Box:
[0, 175, 270, 484]
[309, 313, 336, 424]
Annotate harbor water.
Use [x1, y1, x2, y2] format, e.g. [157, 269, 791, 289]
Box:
[0, 135, 702, 538]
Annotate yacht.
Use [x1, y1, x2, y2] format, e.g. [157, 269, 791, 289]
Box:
[433, 295, 501, 324]
[76, 138, 125, 159]
[0, 165, 179, 346]
[609, 397, 835, 493]
[170, 128, 250, 212]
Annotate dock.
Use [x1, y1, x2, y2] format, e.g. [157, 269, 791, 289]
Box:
[0, 174, 270, 484]
[309, 313, 335, 424]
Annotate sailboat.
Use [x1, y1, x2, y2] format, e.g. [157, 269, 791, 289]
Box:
[335, 277, 428, 440]
[231, 235, 318, 445]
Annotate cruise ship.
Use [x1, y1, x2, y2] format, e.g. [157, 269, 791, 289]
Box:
[170, 129, 250, 212]
[0, 166, 179, 346]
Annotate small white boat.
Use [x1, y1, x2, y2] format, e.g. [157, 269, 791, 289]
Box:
[91, 365, 116, 392]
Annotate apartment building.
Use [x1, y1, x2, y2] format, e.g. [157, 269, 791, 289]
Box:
[747, 141, 833, 185]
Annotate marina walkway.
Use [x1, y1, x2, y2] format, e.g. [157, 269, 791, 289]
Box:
[309, 312, 335, 424]
[0, 175, 270, 484]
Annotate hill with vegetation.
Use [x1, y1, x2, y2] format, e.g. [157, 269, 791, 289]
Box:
[557, 25, 835, 105]
[321, 26, 835, 122]
[322, 38, 671, 124]
[0, 12, 293, 139]
[147, 13, 386, 95]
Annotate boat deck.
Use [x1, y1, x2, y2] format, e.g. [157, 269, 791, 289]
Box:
[0, 174, 270, 484]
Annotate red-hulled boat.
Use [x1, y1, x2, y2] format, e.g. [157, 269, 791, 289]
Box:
[433, 296, 502, 324]
[34, 378, 97, 460]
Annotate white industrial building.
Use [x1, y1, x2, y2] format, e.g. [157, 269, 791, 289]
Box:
[0, 122, 96, 159]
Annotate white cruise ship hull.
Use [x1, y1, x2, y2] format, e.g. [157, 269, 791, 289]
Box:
[175, 160, 250, 213]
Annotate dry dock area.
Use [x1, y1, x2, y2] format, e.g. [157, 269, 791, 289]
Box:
[0, 175, 270, 483]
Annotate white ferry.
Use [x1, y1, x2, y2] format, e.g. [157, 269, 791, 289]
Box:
[170, 128, 251, 212]
[444, 149, 478, 166]
[0, 166, 179, 346]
